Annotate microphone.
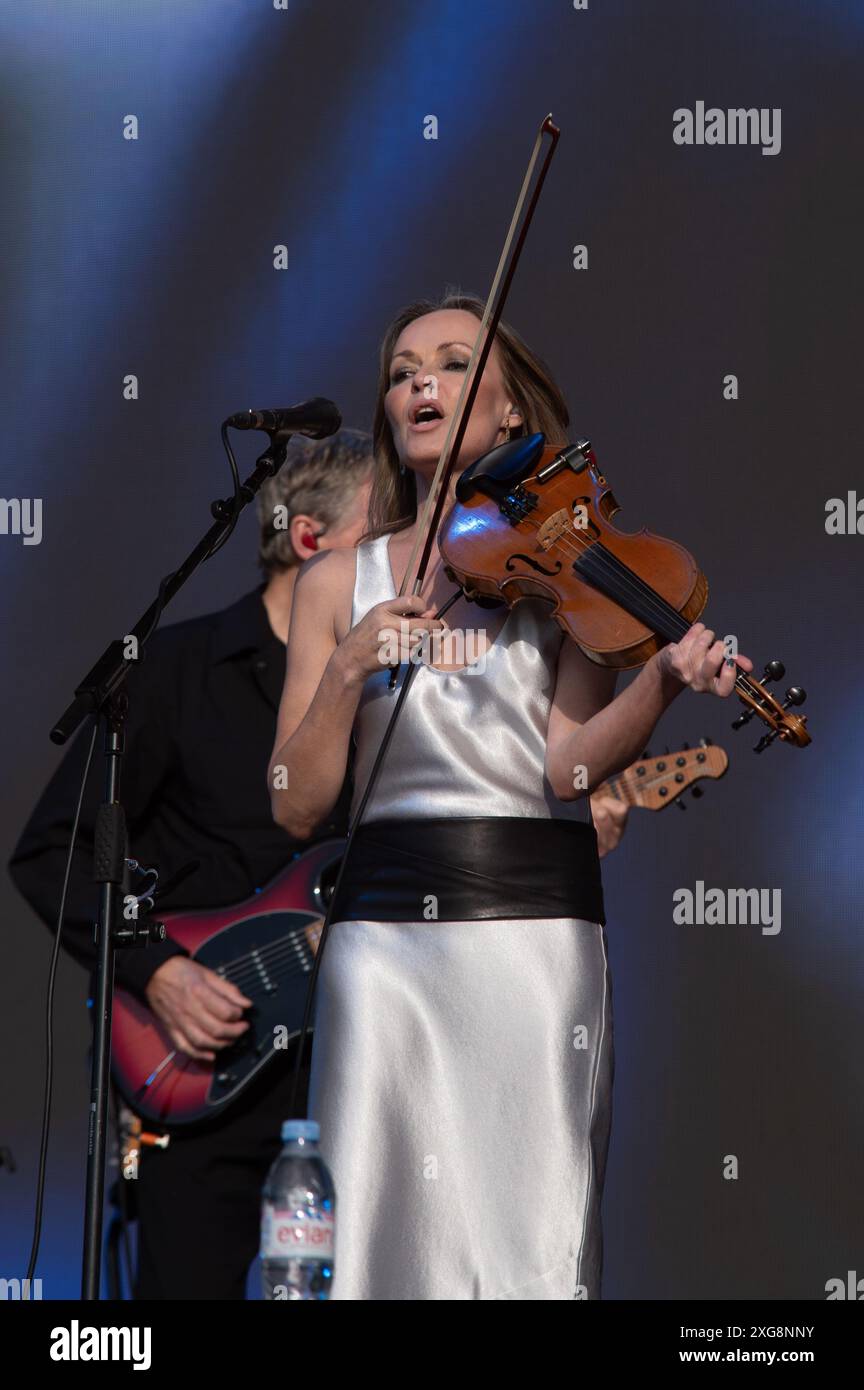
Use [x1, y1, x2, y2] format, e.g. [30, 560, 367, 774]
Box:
[226, 397, 342, 440]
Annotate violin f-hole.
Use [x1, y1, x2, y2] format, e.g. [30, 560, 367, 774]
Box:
[506, 553, 563, 577]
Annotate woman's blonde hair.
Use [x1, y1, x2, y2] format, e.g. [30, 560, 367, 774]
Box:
[365, 291, 570, 538]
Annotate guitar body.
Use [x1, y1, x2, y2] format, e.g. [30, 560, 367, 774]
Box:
[111, 839, 345, 1127]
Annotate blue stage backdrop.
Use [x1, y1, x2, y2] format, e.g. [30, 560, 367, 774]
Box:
[0, 0, 861, 1299]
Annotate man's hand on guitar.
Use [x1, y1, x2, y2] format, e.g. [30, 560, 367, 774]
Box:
[590, 796, 630, 858]
[145, 957, 252, 1063]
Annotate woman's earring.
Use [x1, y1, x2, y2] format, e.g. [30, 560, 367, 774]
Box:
[399, 460, 406, 475]
[505, 416, 511, 443]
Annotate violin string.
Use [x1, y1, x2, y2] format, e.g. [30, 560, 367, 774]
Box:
[514, 502, 702, 638]
[450, 510, 690, 651]
[442, 479, 688, 644]
[430, 465, 766, 709]
[508, 511, 695, 642]
[506, 506, 769, 706]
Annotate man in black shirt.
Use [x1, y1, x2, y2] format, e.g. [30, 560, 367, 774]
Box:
[9, 430, 373, 1299]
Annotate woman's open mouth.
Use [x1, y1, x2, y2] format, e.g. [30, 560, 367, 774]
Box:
[409, 403, 444, 431]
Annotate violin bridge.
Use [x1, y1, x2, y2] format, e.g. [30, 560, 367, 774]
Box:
[537, 508, 571, 550]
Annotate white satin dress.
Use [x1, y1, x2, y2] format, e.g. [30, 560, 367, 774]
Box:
[307, 534, 614, 1301]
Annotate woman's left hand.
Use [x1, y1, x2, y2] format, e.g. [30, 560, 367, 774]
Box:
[658, 622, 753, 697]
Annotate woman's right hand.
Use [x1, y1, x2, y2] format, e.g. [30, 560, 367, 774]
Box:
[337, 594, 445, 683]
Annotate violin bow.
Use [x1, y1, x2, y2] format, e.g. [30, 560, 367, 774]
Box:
[396, 114, 560, 602]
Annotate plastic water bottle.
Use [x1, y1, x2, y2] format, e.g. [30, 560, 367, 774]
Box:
[261, 1119, 336, 1300]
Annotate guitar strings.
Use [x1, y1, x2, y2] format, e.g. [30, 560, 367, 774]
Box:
[217, 931, 318, 993]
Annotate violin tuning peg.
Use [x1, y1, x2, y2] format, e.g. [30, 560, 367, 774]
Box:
[641, 748, 651, 759]
[699, 736, 712, 747]
[691, 786, 704, 799]
[762, 659, 785, 684]
[783, 686, 806, 707]
[754, 728, 782, 754]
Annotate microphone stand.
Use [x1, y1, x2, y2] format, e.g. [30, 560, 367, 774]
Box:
[48, 431, 292, 1300]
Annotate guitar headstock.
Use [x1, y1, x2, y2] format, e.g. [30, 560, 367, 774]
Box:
[629, 741, 729, 811]
[731, 660, 811, 752]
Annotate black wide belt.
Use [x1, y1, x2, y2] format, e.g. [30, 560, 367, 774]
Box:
[330, 817, 605, 925]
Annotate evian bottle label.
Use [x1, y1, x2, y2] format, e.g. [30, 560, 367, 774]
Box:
[261, 1203, 335, 1260]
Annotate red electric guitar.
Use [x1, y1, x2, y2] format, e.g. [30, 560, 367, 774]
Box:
[111, 838, 344, 1128]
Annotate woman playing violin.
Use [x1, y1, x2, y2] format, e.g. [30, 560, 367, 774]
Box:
[269, 292, 751, 1301]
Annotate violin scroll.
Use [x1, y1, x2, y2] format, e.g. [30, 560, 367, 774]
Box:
[730, 661, 810, 751]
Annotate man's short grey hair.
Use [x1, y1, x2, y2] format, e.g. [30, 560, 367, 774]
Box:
[256, 428, 374, 575]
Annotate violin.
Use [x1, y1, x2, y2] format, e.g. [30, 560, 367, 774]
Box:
[438, 432, 811, 753]
[387, 113, 810, 755]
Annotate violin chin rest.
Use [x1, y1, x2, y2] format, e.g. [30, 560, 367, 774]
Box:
[455, 433, 546, 503]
